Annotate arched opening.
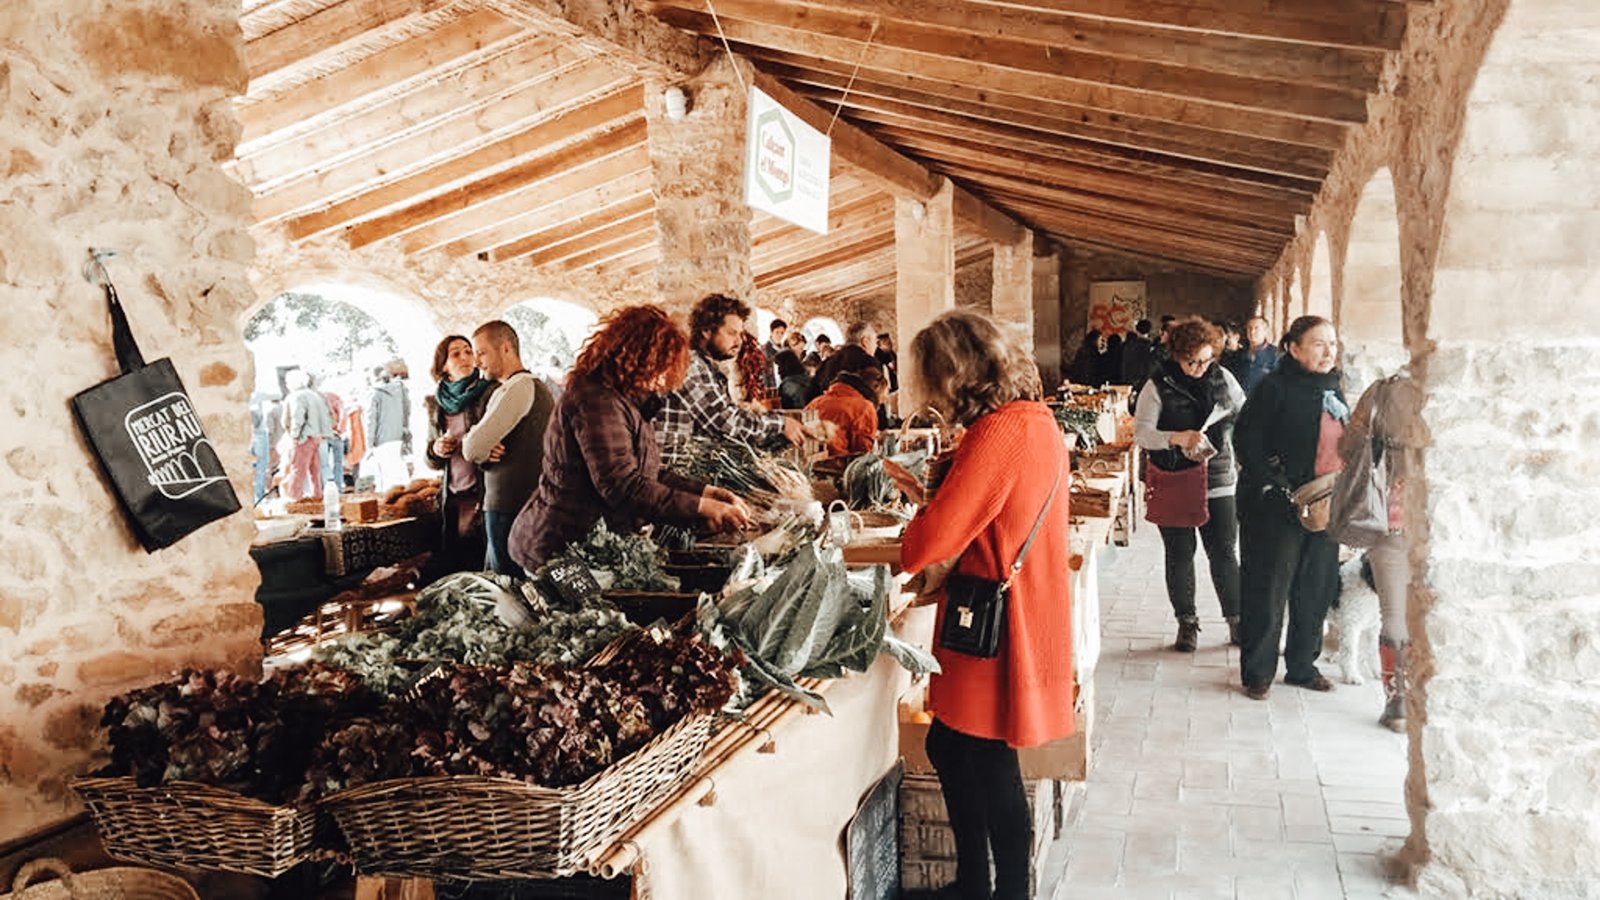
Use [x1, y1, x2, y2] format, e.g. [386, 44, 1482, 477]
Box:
[753, 306, 780, 343]
[502, 297, 600, 382]
[243, 281, 439, 502]
[800, 316, 844, 349]
[1341, 168, 1407, 394]
[1307, 232, 1334, 321]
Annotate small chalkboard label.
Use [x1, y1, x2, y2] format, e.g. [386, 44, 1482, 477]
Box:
[542, 558, 603, 608]
[846, 760, 903, 900]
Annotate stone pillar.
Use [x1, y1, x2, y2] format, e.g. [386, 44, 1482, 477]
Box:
[0, 0, 262, 842]
[894, 179, 956, 410]
[1403, 1, 1600, 895]
[643, 55, 755, 310]
[992, 231, 1035, 346]
[1032, 247, 1063, 391]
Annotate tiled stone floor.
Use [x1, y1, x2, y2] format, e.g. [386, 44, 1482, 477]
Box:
[1037, 523, 1417, 900]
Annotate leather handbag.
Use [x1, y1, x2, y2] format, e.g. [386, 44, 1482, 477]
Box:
[1143, 458, 1209, 528]
[1330, 379, 1394, 547]
[938, 462, 1063, 659]
[1291, 472, 1340, 533]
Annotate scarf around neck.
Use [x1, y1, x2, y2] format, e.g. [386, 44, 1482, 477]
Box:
[436, 370, 492, 415]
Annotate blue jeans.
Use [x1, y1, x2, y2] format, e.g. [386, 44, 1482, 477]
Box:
[483, 509, 522, 577]
[321, 437, 346, 489]
[251, 429, 271, 503]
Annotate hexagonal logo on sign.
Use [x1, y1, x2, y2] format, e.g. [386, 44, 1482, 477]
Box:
[754, 108, 796, 204]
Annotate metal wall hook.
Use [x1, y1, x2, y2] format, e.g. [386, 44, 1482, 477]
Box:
[82, 248, 118, 287]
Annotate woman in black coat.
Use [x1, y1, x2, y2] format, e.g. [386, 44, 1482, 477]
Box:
[1234, 316, 1349, 699]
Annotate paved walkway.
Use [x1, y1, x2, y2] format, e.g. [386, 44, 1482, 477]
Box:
[1037, 523, 1416, 900]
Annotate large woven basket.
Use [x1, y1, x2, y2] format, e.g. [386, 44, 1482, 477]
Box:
[323, 713, 713, 879]
[70, 779, 317, 878]
[1, 858, 198, 900]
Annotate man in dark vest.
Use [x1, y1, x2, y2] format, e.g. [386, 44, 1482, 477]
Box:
[463, 320, 555, 576]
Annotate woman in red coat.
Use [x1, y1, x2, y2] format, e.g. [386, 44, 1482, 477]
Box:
[887, 310, 1075, 900]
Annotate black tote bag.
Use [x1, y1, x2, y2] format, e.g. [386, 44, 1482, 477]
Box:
[71, 283, 241, 551]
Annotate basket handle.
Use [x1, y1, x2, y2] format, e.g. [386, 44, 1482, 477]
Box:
[12, 858, 76, 893]
[897, 405, 946, 457]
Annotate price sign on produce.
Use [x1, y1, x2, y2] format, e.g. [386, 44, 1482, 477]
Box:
[745, 85, 830, 234]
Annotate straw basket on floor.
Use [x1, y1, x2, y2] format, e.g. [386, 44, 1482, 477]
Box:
[1, 858, 197, 900]
[323, 712, 712, 880]
[70, 779, 317, 879]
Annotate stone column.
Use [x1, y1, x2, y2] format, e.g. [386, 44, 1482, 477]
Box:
[1032, 247, 1063, 391]
[992, 230, 1036, 357]
[894, 179, 955, 410]
[643, 55, 755, 310]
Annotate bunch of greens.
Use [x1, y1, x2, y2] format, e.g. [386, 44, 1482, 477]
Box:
[663, 435, 812, 511]
[301, 635, 736, 798]
[698, 544, 938, 713]
[558, 521, 681, 593]
[1053, 406, 1102, 450]
[99, 663, 377, 803]
[841, 450, 930, 511]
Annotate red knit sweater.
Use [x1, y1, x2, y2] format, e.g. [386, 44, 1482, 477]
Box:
[901, 401, 1076, 748]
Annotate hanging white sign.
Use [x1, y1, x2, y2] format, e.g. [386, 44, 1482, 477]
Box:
[744, 86, 831, 234]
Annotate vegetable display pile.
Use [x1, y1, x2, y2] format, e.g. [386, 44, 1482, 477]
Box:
[302, 635, 736, 798]
[556, 520, 681, 593]
[99, 663, 376, 803]
[312, 572, 633, 689]
[698, 544, 938, 713]
[1053, 406, 1102, 450]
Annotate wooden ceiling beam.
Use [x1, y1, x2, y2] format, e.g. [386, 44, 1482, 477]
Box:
[277, 80, 642, 235]
[754, 213, 898, 273]
[381, 140, 653, 252]
[482, 0, 714, 79]
[239, 37, 580, 185]
[1026, 208, 1278, 270]
[687, 0, 1384, 93]
[992, 0, 1409, 51]
[766, 62, 1333, 180]
[973, 189, 1289, 255]
[1055, 235, 1260, 280]
[883, 131, 1309, 219]
[247, 0, 455, 81]
[462, 184, 654, 259]
[828, 94, 1324, 196]
[558, 226, 660, 272]
[649, 7, 1367, 127]
[512, 209, 658, 267]
[768, 248, 898, 298]
[593, 246, 661, 282]
[238, 9, 526, 147]
[753, 190, 893, 249]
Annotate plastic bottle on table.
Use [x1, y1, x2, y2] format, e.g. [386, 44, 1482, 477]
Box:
[322, 480, 343, 531]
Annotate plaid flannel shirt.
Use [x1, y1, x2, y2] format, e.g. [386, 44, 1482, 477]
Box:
[656, 351, 787, 450]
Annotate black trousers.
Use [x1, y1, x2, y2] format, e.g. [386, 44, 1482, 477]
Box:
[1157, 494, 1241, 620]
[925, 718, 1032, 900]
[1238, 495, 1340, 686]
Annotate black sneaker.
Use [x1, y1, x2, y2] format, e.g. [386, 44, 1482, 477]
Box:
[1174, 617, 1200, 652]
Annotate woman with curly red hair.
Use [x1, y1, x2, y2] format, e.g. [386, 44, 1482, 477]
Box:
[508, 305, 750, 570]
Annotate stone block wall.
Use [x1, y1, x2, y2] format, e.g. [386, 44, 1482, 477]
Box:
[1059, 243, 1256, 349]
[0, 0, 263, 842]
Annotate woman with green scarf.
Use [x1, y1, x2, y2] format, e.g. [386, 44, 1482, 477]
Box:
[424, 334, 497, 573]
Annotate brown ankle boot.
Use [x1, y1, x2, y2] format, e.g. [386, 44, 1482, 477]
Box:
[1379, 640, 1409, 732]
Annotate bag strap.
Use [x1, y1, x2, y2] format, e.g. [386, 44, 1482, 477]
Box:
[104, 282, 147, 373]
[1001, 455, 1064, 590]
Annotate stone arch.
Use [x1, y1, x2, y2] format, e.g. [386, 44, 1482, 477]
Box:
[502, 296, 600, 374]
[801, 316, 844, 346]
[1405, 1, 1600, 895]
[1340, 168, 1408, 392]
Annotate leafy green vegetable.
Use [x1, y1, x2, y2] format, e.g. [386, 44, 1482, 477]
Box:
[558, 520, 681, 593]
[842, 450, 930, 511]
[1053, 405, 1102, 450]
[663, 435, 813, 516]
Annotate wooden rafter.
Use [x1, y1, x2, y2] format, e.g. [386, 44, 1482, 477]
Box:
[452, 169, 654, 258]
[978, 0, 1409, 50]
[247, 0, 459, 82]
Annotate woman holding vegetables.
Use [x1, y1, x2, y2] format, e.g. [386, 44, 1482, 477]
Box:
[885, 309, 1075, 900]
[508, 305, 751, 572]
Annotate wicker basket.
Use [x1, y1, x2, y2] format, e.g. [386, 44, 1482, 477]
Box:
[1, 858, 198, 900]
[71, 779, 318, 879]
[323, 713, 713, 880]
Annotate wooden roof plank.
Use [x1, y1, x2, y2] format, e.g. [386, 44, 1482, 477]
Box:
[994, 0, 1409, 51]
[462, 185, 654, 259]
[510, 208, 659, 267]
[247, 0, 455, 81]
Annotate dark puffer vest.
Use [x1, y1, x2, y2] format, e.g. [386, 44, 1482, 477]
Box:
[1147, 358, 1242, 493]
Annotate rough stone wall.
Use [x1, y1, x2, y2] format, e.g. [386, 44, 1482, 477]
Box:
[954, 253, 994, 311]
[1059, 243, 1256, 348]
[1253, 1, 1600, 895]
[0, 0, 262, 841]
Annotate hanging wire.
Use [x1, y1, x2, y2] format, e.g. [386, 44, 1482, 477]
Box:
[826, 17, 880, 137]
[82, 247, 117, 287]
[702, 0, 749, 96]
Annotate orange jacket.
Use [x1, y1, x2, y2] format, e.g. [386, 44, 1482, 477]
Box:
[901, 401, 1075, 748]
[806, 381, 879, 456]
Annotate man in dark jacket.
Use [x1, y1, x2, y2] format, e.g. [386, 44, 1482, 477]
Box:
[464, 320, 556, 576]
[1120, 319, 1158, 385]
[1225, 316, 1282, 396]
[808, 320, 880, 401]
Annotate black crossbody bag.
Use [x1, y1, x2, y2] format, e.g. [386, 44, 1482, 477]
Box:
[938, 462, 1063, 659]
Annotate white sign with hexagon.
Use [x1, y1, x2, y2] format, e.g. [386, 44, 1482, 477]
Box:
[744, 86, 830, 234]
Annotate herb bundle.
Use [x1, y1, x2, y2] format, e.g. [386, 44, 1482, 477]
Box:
[558, 521, 681, 594]
[1053, 405, 1102, 450]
